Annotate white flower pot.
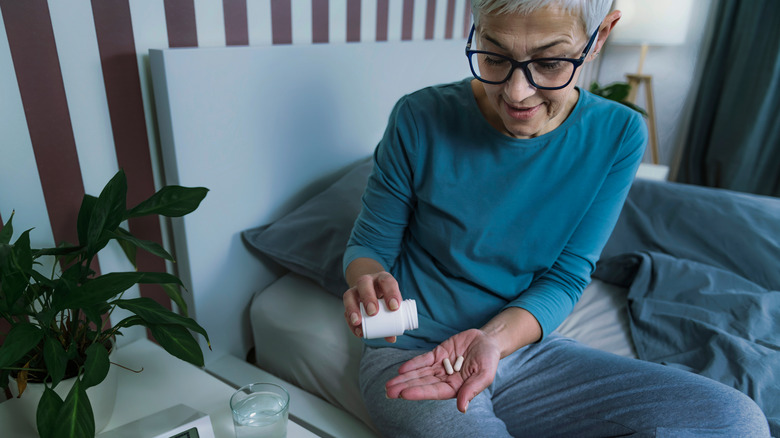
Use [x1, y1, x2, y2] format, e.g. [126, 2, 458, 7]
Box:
[7, 347, 119, 434]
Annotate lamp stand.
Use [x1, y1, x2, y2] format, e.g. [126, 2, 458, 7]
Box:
[625, 44, 660, 165]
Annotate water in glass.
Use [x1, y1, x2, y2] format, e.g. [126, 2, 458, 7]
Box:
[232, 391, 288, 438]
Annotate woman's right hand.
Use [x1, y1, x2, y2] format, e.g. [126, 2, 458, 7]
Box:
[343, 270, 403, 343]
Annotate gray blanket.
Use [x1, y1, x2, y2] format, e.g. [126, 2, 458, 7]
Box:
[594, 179, 780, 435]
[595, 251, 779, 435]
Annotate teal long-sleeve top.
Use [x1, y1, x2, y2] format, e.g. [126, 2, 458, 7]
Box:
[344, 78, 647, 350]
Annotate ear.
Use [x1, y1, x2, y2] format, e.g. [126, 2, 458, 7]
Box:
[587, 10, 622, 61]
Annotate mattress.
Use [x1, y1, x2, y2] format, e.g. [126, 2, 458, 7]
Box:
[250, 272, 636, 428]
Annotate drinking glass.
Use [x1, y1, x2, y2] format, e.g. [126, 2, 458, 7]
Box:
[230, 382, 290, 438]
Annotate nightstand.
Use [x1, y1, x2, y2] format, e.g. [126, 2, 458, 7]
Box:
[0, 339, 318, 437]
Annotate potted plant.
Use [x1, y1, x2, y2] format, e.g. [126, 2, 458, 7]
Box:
[589, 81, 648, 116]
[0, 170, 210, 437]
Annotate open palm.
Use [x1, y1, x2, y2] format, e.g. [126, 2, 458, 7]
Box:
[385, 329, 502, 413]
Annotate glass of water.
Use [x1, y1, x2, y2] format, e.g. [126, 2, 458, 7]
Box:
[230, 382, 290, 438]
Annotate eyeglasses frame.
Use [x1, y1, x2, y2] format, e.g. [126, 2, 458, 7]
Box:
[465, 24, 600, 90]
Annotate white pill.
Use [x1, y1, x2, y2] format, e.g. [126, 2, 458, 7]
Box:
[443, 357, 454, 375]
[453, 355, 464, 372]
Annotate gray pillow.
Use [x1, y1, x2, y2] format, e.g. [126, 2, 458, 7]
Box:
[242, 157, 372, 296]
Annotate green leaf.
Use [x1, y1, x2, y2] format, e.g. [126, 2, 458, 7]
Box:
[55, 378, 95, 438]
[0, 210, 13, 244]
[66, 342, 79, 361]
[37, 386, 64, 438]
[148, 323, 204, 367]
[54, 273, 136, 310]
[81, 304, 108, 329]
[128, 186, 208, 218]
[135, 271, 184, 286]
[57, 271, 183, 310]
[58, 272, 137, 308]
[12, 228, 34, 273]
[113, 297, 209, 345]
[109, 228, 173, 262]
[0, 242, 12, 271]
[111, 315, 145, 331]
[61, 262, 84, 284]
[35, 305, 58, 329]
[589, 81, 647, 116]
[43, 337, 68, 388]
[1, 271, 30, 311]
[32, 243, 82, 258]
[30, 270, 57, 288]
[0, 369, 10, 390]
[114, 228, 138, 269]
[81, 343, 110, 389]
[1, 229, 34, 309]
[0, 324, 43, 369]
[77, 195, 97, 248]
[100, 171, 129, 232]
[86, 171, 127, 255]
[161, 283, 188, 316]
[603, 83, 631, 101]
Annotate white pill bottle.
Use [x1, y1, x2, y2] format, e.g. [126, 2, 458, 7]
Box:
[360, 299, 419, 339]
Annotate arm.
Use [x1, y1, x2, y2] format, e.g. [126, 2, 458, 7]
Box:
[342, 97, 418, 342]
[480, 307, 542, 358]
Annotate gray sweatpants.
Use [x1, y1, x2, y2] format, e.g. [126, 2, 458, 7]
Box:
[359, 334, 769, 437]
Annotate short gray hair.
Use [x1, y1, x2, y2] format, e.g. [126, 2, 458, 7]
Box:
[471, 0, 613, 35]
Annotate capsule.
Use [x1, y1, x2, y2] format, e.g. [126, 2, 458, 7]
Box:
[453, 355, 464, 372]
[443, 357, 454, 375]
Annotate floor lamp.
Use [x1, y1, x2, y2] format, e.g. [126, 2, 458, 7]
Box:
[609, 0, 694, 165]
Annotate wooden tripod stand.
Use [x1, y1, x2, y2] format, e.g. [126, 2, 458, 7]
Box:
[625, 45, 660, 164]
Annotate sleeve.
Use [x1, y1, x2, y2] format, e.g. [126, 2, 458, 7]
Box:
[507, 111, 648, 338]
[343, 96, 418, 274]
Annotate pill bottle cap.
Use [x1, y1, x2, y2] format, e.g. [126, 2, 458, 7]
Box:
[361, 299, 418, 339]
[403, 299, 418, 331]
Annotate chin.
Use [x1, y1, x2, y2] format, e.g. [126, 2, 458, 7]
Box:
[494, 101, 550, 138]
[501, 117, 546, 139]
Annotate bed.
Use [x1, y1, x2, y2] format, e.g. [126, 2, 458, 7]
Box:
[149, 40, 779, 437]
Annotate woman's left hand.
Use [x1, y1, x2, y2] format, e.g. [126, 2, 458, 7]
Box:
[384, 328, 501, 413]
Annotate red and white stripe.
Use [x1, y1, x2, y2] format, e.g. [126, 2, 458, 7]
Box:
[0, 0, 472, 343]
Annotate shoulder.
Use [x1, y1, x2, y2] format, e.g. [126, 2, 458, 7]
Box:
[578, 89, 641, 122]
[577, 89, 648, 153]
[395, 78, 473, 119]
[579, 90, 645, 131]
[383, 79, 474, 146]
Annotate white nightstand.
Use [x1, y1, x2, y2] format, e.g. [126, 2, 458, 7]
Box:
[636, 163, 670, 181]
[0, 339, 318, 438]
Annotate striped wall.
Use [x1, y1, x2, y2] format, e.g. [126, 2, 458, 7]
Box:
[0, 0, 474, 345]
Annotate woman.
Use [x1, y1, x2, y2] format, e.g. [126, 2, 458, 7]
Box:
[342, 0, 770, 436]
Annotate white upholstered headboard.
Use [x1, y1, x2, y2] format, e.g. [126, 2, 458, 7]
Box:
[150, 40, 468, 365]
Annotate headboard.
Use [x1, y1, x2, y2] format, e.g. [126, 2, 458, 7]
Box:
[150, 40, 469, 364]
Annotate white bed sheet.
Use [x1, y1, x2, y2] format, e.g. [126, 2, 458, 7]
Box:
[250, 273, 636, 429]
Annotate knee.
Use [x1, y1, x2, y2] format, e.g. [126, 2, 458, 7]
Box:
[723, 390, 770, 436]
[652, 372, 770, 437]
[698, 386, 770, 437]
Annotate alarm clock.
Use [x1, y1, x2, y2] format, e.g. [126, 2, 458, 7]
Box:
[97, 404, 216, 438]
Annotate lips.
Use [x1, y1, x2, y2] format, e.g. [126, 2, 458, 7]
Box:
[504, 100, 541, 120]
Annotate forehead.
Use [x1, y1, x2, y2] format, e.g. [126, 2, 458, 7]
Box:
[477, 6, 587, 40]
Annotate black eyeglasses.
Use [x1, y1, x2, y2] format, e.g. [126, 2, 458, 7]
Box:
[465, 24, 599, 90]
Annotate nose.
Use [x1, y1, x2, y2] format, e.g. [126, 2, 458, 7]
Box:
[504, 66, 536, 103]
